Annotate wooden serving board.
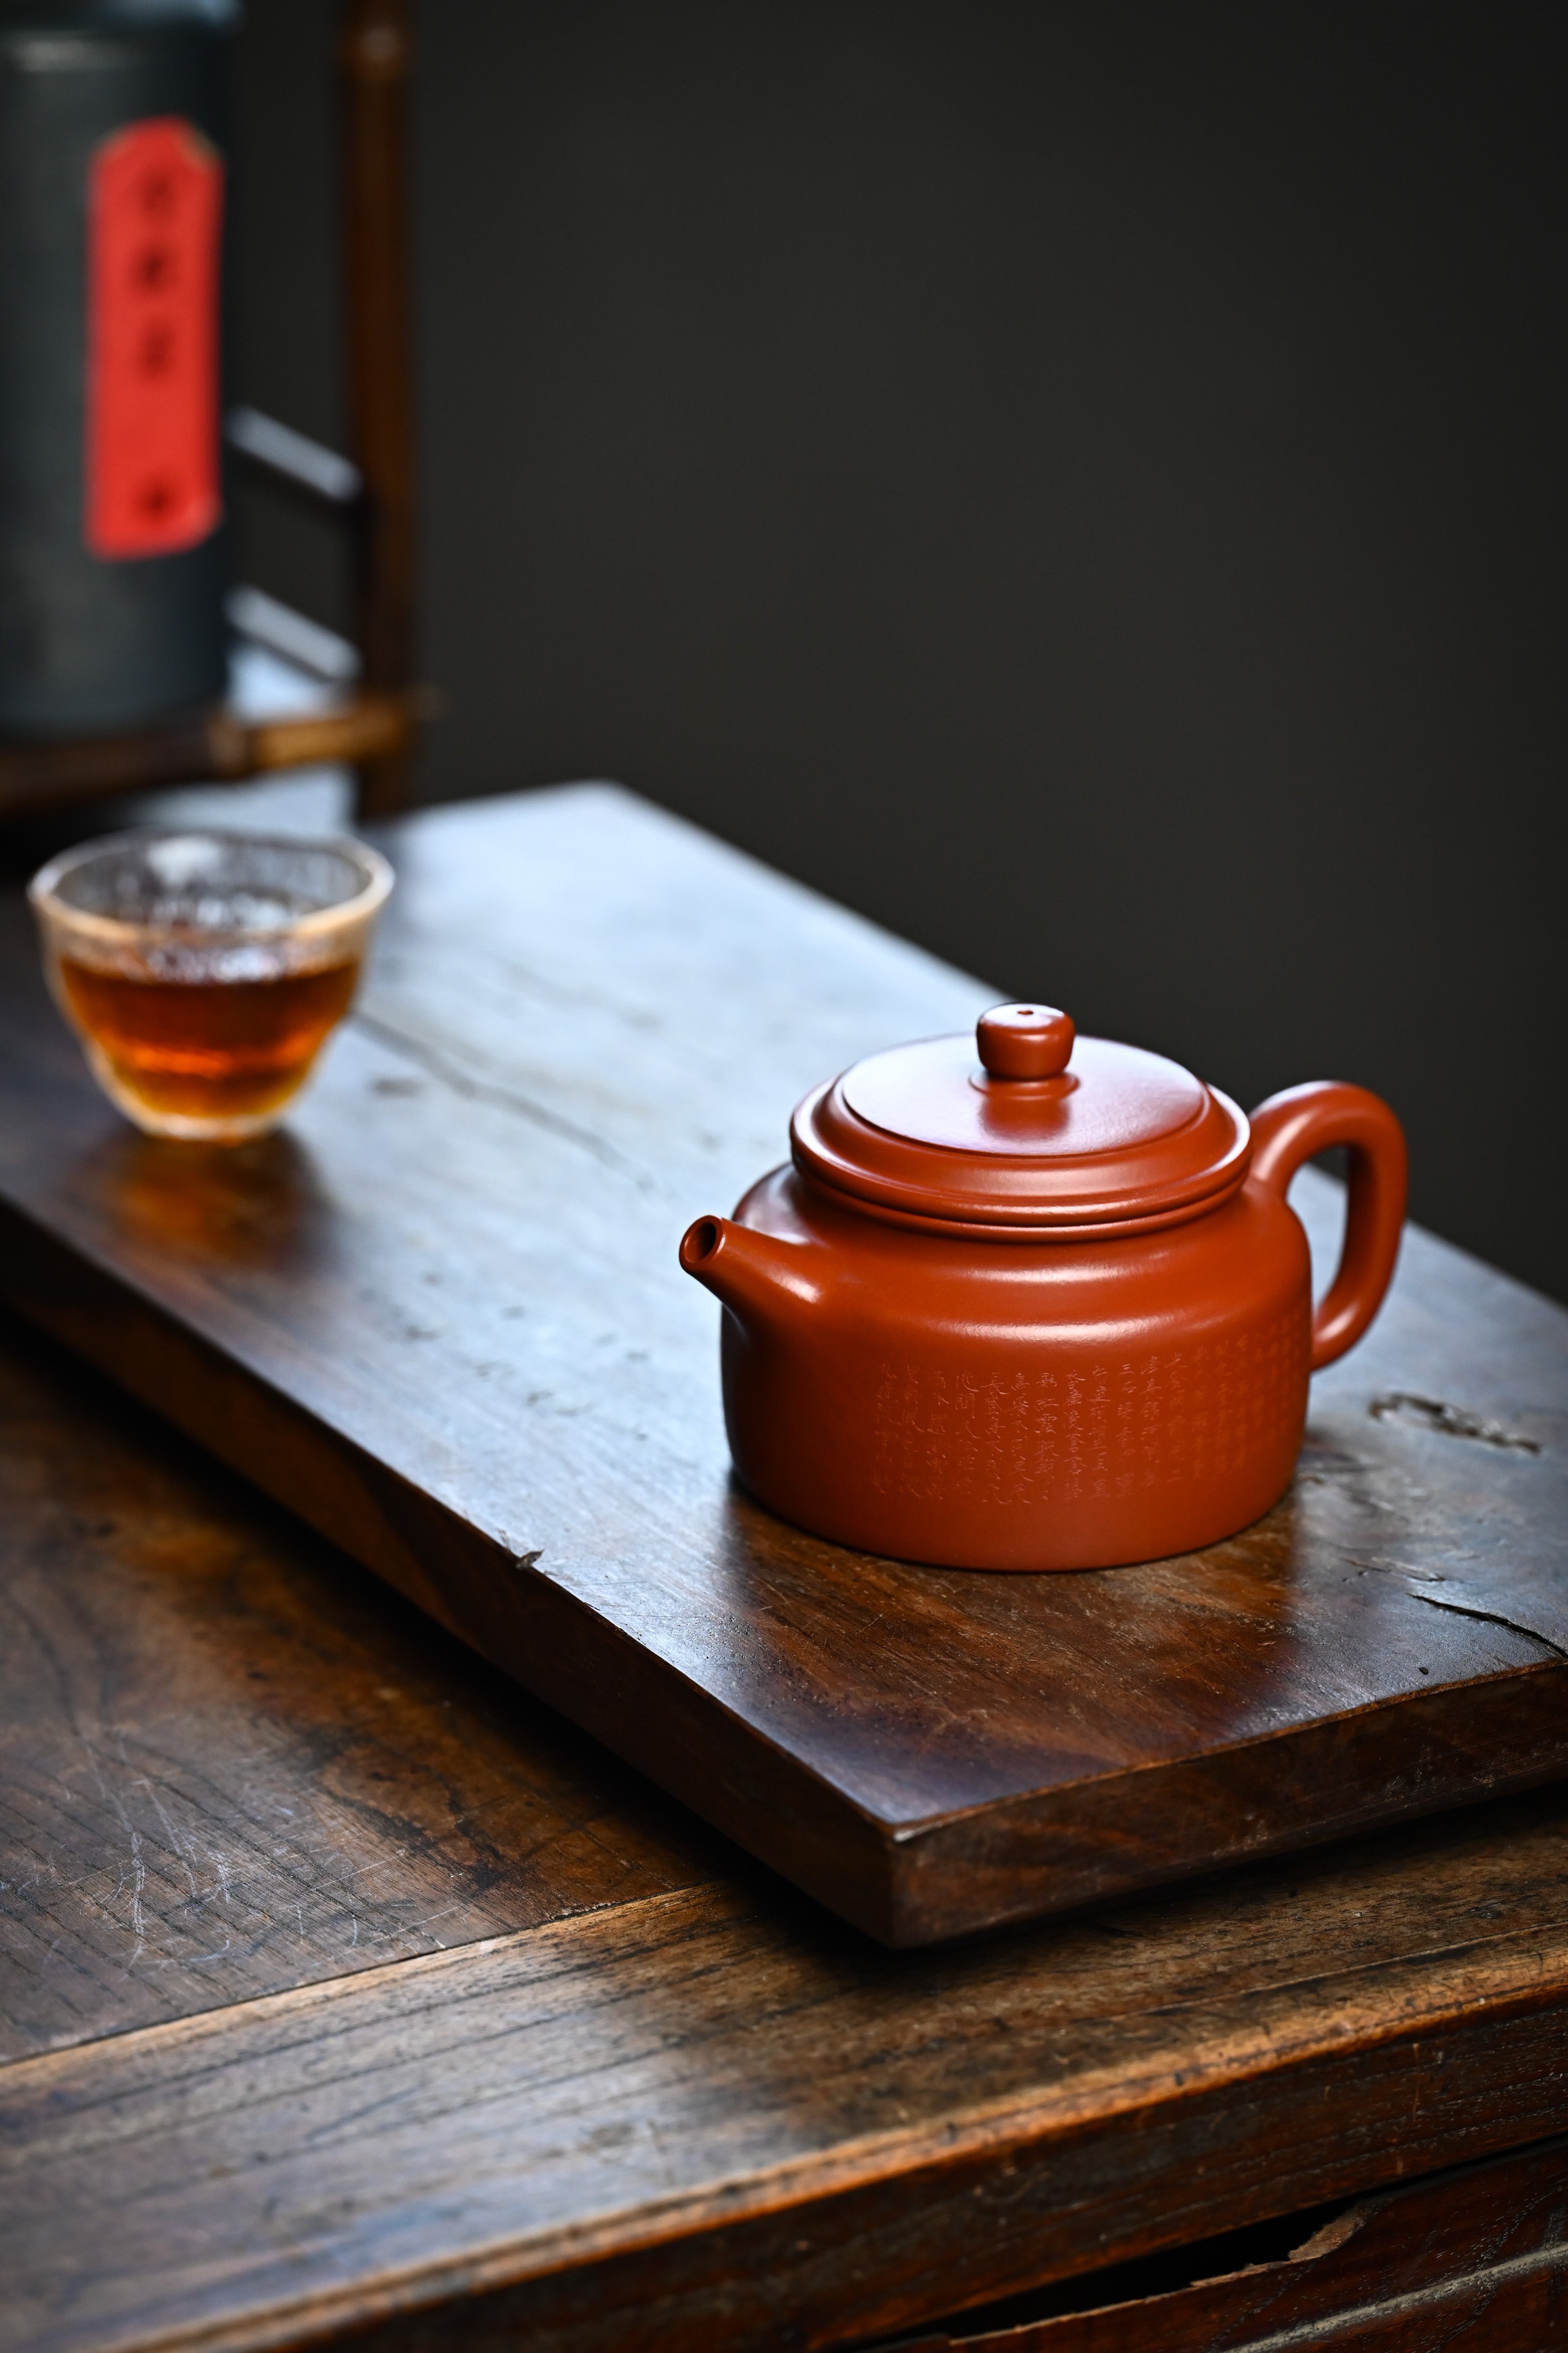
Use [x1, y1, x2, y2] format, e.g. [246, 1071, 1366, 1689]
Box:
[0, 783, 1564, 1946]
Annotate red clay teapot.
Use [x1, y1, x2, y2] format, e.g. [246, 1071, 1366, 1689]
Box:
[681, 1005, 1407, 1571]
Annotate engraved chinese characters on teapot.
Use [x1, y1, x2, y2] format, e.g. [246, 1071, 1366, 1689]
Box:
[681, 1004, 1406, 1571]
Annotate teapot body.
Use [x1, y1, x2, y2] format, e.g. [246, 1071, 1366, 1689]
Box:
[681, 1007, 1407, 1573]
[715, 1164, 1313, 1571]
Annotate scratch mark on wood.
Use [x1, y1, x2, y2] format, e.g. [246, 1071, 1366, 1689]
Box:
[351, 1009, 662, 1192]
[130, 1775, 199, 1902]
[1371, 1393, 1541, 1453]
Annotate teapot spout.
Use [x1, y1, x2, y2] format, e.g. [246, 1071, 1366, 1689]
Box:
[679, 1214, 820, 1332]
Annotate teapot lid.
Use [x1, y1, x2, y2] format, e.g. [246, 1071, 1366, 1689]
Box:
[790, 1003, 1249, 1234]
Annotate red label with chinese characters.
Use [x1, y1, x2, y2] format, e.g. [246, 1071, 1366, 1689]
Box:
[85, 116, 224, 560]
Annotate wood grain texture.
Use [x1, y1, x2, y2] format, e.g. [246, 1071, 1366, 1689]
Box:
[0, 1226, 1565, 2353]
[5, 1785, 1568, 2353]
[0, 1313, 717, 2060]
[0, 784, 1563, 1942]
[912, 2135, 1568, 2349]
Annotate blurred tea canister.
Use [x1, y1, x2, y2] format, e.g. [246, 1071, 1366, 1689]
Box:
[0, 0, 236, 738]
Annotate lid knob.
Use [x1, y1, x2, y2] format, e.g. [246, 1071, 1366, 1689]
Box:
[977, 1002, 1076, 1081]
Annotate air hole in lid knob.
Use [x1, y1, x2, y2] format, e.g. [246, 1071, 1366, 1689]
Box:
[977, 1003, 1076, 1081]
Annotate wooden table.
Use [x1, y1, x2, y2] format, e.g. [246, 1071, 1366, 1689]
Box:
[3, 789, 1567, 2351]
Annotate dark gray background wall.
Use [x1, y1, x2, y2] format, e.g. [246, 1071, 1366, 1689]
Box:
[230, 1, 1568, 1303]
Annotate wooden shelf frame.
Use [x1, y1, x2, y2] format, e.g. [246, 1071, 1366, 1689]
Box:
[0, 0, 421, 824]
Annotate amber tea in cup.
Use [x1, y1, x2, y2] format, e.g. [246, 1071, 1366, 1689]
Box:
[29, 831, 393, 1141]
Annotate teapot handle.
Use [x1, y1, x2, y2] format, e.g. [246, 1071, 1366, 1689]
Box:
[1247, 1081, 1408, 1371]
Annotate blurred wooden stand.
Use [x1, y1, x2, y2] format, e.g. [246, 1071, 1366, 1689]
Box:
[0, 0, 421, 825]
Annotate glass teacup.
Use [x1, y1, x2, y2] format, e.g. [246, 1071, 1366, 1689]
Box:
[29, 830, 393, 1142]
